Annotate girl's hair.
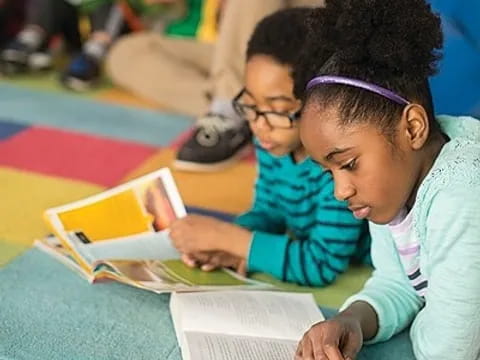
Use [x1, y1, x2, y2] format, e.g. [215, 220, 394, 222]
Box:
[293, 0, 443, 139]
[246, 7, 313, 68]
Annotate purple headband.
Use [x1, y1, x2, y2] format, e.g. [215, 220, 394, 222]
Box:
[306, 75, 410, 105]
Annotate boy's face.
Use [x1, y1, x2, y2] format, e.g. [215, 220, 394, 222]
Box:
[300, 103, 424, 225]
[240, 55, 302, 157]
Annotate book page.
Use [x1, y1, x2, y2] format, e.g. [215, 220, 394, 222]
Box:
[85, 230, 179, 262]
[183, 332, 298, 360]
[171, 291, 324, 341]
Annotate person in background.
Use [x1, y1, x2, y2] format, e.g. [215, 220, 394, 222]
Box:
[0, 0, 126, 91]
[169, 7, 370, 287]
[106, 0, 321, 171]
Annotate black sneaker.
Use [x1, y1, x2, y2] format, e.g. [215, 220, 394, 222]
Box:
[60, 53, 100, 92]
[174, 113, 252, 171]
[0, 39, 52, 75]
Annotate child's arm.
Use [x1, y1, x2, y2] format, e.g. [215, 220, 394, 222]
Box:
[340, 222, 423, 343]
[246, 180, 369, 286]
[296, 222, 423, 358]
[235, 170, 287, 235]
[407, 186, 480, 360]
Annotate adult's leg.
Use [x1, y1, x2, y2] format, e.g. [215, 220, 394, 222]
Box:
[106, 32, 213, 116]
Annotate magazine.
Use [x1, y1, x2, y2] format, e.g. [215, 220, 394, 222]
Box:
[39, 168, 271, 293]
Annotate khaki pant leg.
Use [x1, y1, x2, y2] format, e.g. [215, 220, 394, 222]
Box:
[209, 0, 324, 103]
[106, 32, 213, 117]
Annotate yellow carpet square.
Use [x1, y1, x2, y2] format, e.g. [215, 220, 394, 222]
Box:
[0, 167, 104, 246]
[0, 239, 28, 267]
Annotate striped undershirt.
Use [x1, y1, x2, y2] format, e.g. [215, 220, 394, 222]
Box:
[388, 207, 428, 297]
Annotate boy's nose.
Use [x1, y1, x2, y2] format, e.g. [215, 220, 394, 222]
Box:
[255, 115, 271, 131]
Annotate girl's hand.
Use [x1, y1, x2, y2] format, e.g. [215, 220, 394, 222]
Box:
[295, 315, 363, 360]
[170, 215, 252, 257]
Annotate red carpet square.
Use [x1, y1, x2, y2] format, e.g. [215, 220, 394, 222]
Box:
[0, 126, 158, 186]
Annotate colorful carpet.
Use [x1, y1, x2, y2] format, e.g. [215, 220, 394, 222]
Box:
[0, 77, 371, 310]
[0, 78, 256, 253]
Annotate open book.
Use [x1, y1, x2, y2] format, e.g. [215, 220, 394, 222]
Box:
[170, 291, 325, 360]
[38, 168, 271, 293]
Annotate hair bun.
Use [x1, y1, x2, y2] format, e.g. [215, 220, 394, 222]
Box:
[314, 0, 443, 81]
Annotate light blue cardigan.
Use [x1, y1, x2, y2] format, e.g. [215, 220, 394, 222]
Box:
[341, 115, 480, 359]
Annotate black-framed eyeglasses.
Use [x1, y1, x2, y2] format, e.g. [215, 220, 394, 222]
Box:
[232, 88, 301, 129]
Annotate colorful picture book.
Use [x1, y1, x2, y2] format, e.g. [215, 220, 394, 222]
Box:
[37, 168, 271, 292]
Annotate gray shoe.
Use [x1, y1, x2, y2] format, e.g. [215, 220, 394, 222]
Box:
[174, 113, 252, 172]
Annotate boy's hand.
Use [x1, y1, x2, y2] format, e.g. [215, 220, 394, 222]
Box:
[181, 252, 247, 276]
[170, 215, 252, 257]
[295, 315, 363, 360]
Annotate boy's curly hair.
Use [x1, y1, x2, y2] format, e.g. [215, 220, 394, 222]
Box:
[246, 7, 313, 68]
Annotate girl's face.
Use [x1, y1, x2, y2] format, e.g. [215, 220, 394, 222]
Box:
[240, 54, 302, 157]
[300, 102, 430, 224]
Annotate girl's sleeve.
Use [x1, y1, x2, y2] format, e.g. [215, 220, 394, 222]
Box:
[340, 222, 424, 343]
[409, 186, 480, 360]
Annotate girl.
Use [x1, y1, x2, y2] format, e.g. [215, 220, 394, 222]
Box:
[294, 0, 480, 359]
[169, 7, 370, 287]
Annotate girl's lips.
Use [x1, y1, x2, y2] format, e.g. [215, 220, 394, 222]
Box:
[350, 206, 372, 220]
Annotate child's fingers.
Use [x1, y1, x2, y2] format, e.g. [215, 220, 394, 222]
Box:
[236, 260, 247, 276]
[200, 253, 223, 271]
[300, 336, 315, 359]
[181, 253, 197, 268]
[201, 263, 217, 272]
[323, 344, 345, 360]
[295, 336, 305, 358]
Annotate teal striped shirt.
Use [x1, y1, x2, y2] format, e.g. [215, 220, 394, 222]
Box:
[235, 143, 371, 286]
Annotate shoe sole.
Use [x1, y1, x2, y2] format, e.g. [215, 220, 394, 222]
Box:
[173, 143, 252, 172]
[62, 76, 93, 92]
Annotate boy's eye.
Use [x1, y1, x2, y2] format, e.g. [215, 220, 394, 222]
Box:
[341, 159, 357, 171]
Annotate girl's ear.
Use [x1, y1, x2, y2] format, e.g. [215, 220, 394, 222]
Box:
[401, 104, 430, 150]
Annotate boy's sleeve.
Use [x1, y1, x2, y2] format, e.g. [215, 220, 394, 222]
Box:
[409, 187, 480, 360]
[246, 180, 368, 286]
[234, 158, 287, 235]
[340, 222, 424, 343]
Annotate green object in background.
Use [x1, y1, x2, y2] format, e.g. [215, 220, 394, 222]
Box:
[126, 0, 171, 16]
[164, 0, 203, 38]
[71, 0, 205, 38]
[70, 0, 113, 13]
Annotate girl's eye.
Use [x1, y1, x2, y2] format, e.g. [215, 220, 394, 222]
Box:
[341, 159, 357, 171]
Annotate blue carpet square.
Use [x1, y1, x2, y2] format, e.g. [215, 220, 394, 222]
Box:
[0, 119, 28, 141]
